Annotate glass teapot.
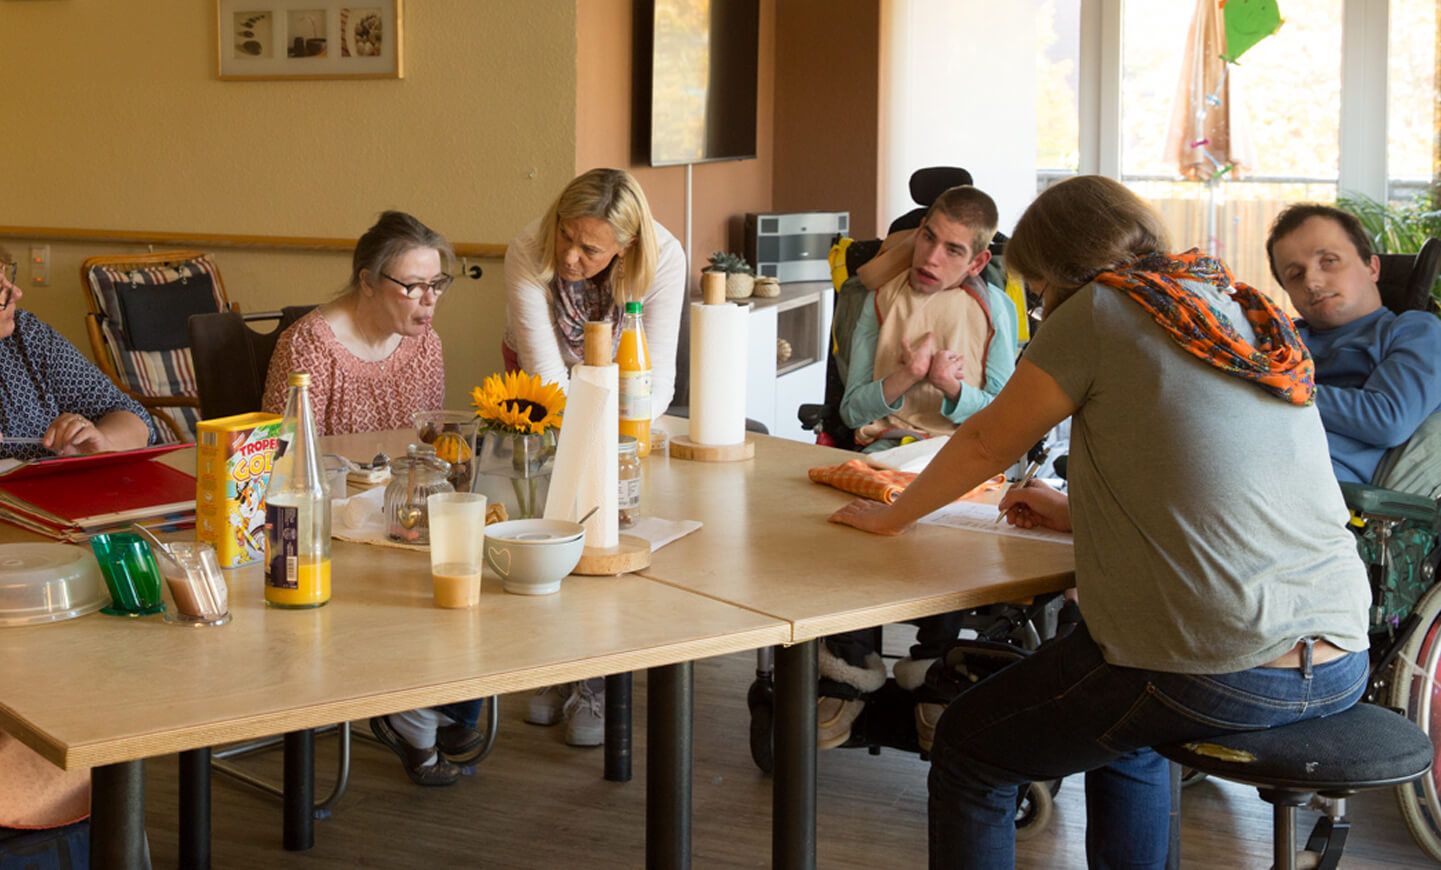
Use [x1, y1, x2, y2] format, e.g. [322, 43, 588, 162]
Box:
[383, 444, 454, 545]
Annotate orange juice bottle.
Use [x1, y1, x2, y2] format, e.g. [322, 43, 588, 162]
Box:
[617, 301, 652, 457]
[264, 372, 332, 608]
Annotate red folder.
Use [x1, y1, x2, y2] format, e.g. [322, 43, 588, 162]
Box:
[0, 443, 196, 530]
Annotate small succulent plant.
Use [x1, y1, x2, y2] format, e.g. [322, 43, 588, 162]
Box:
[706, 251, 754, 275]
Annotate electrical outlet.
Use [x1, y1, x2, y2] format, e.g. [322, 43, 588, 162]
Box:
[29, 244, 49, 287]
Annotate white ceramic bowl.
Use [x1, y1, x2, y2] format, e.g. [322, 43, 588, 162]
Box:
[483, 519, 585, 595]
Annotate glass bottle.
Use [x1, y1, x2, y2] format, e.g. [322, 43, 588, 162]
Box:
[617, 434, 641, 528]
[617, 300, 653, 457]
[264, 372, 332, 608]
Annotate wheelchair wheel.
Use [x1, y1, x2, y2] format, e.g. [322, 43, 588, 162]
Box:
[1180, 766, 1208, 788]
[1014, 780, 1055, 841]
[747, 674, 776, 774]
[1387, 582, 1441, 862]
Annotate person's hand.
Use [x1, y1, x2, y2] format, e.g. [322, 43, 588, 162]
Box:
[897, 332, 937, 383]
[828, 497, 912, 536]
[997, 480, 1072, 532]
[42, 414, 113, 456]
[927, 349, 965, 400]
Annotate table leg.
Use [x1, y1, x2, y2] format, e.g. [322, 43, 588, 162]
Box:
[179, 747, 211, 869]
[1166, 761, 1181, 869]
[91, 759, 148, 869]
[605, 672, 633, 782]
[282, 729, 314, 851]
[774, 639, 817, 870]
[646, 662, 692, 869]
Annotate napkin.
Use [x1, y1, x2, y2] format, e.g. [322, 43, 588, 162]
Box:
[623, 516, 703, 551]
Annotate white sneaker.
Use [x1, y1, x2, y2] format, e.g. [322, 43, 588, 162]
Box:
[562, 680, 605, 747]
[526, 683, 571, 726]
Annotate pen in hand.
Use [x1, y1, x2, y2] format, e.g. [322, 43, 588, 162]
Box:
[996, 449, 1049, 524]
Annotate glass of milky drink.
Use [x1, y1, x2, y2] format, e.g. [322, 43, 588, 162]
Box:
[427, 492, 487, 608]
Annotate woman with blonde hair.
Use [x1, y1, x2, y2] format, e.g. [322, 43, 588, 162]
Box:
[503, 167, 685, 416]
[832, 175, 1369, 867]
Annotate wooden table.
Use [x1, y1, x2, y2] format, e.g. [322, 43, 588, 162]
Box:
[639, 427, 1077, 869]
[0, 439, 790, 869]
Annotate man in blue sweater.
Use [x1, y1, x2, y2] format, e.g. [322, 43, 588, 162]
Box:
[1266, 203, 1441, 484]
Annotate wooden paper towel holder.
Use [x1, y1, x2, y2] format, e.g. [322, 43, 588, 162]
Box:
[574, 534, 652, 575]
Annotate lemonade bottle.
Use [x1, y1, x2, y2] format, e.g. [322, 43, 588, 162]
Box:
[264, 372, 332, 608]
[617, 300, 652, 457]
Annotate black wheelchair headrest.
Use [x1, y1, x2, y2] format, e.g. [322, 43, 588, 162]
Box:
[910, 167, 974, 207]
[1378, 237, 1441, 314]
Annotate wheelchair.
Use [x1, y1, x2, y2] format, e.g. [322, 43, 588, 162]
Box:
[746, 167, 1063, 837]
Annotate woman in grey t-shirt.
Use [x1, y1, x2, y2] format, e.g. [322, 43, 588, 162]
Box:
[832, 175, 1370, 869]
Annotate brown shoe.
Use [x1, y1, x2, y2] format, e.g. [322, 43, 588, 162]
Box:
[817, 696, 864, 749]
[915, 702, 945, 753]
[369, 716, 461, 787]
[436, 722, 486, 764]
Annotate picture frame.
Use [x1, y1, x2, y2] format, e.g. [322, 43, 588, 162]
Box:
[216, 0, 403, 80]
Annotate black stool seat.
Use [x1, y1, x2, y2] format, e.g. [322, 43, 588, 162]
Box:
[1158, 703, 1432, 793]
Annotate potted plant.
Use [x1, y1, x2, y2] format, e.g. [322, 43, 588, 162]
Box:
[1339, 192, 1441, 304]
[706, 251, 756, 300]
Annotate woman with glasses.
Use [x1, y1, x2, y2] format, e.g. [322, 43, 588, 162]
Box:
[502, 167, 684, 416]
[264, 212, 485, 788]
[0, 261, 154, 460]
[263, 210, 453, 436]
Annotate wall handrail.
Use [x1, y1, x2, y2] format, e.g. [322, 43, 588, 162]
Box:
[0, 226, 506, 259]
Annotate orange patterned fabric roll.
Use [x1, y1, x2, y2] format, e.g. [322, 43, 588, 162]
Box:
[808, 459, 1007, 505]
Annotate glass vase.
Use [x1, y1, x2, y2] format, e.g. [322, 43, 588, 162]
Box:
[472, 430, 555, 519]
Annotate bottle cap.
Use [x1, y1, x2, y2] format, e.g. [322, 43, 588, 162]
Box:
[624, 301, 643, 314]
[288, 372, 311, 387]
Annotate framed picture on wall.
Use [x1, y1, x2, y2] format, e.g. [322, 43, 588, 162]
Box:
[216, 0, 403, 80]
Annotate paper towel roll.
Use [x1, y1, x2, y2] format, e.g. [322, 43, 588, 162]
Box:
[564, 363, 619, 548]
[689, 302, 749, 446]
[544, 376, 606, 525]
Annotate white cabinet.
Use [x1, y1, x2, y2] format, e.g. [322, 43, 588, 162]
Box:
[740, 281, 834, 442]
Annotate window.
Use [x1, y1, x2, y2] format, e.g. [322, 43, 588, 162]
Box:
[1387, 0, 1437, 205]
[1036, 0, 1081, 179]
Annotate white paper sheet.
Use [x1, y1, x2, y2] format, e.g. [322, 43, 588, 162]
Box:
[918, 499, 1074, 546]
[864, 435, 949, 473]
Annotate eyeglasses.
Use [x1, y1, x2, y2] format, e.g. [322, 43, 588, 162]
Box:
[381, 272, 453, 299]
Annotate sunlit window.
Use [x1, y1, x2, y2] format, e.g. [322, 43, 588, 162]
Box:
[1036, 0, 1081, 177]
[1387, 0, 1437, 209]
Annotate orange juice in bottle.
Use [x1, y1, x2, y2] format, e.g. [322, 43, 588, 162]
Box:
[617, 300, 652, 457]
[264, 372, 332, 608]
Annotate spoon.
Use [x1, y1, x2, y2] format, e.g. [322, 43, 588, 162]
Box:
[131, 523, 182, 571]
[577, 505, 600, 525]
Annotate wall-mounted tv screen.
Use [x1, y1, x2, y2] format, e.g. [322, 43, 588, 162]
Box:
[635, 0, 759, 166]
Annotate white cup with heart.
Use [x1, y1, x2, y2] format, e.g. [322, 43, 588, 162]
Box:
[482, 519, 585, 595]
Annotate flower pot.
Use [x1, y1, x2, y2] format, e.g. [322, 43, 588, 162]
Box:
[471, 430, 556, 519]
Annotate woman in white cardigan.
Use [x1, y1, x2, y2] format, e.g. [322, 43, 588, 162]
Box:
[503, 167, 685, 417]
[502, 167, 685, 746]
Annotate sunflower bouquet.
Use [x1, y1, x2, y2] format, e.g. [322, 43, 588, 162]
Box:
[470, 371, 566, 518]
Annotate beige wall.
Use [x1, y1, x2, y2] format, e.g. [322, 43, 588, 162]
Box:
[774, 0, 882, 239]
[574, 0, 776, 286]
[0, 0, 578, 408]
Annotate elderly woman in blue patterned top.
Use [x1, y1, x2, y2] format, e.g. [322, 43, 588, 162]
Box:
[0, 267, 154, 459]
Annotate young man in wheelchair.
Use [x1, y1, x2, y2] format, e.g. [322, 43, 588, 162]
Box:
[1266, 203, 1441, 485]
[820, 185, 1019, 751]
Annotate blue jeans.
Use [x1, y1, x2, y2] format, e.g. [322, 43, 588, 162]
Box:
[436, 700, 482, 728]
[927, 620, 1368, 869]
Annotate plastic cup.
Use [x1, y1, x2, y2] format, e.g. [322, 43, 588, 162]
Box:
[427, 492, 486, 608]
[160, 542, 231, 626]
[89, 532, 166, 617]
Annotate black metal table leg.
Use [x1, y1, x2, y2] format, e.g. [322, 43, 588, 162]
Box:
[282, 729, 314, 851]
[774, 639, 817, 870]
[1166, 761, 1181, 869]
[91, 760, 147, 869]
[605, 672, 633, 782]
[179, 747, 212, 869]
[646, 662, 692, 869]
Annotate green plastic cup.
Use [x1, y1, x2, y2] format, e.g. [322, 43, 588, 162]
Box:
[89, 532, 166, 617]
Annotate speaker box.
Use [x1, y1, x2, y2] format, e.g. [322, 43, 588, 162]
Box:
[745, 211, 849, 283]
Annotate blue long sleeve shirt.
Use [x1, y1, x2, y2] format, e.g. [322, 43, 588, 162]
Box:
[1302, 307, 1441, 484]
[840, 281, 1017, 451]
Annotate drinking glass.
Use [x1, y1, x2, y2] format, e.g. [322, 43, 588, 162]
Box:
[427, 492, 486, 608]
[89, 533, 166, 616]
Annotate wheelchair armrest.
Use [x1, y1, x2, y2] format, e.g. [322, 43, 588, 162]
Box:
[797, 403, 827, 431]
[1339, 481, 1441, 525]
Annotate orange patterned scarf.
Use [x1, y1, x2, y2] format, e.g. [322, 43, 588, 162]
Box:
[1092, 250, 1315, 406]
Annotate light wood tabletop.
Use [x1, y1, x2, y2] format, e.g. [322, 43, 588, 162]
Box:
[0, 436, 789, 771]
[639, 427, 1076, 642]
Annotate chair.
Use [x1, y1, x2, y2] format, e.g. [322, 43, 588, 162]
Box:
[80, 251, 230, 442]
[1376, 236, 1441, 314]
[188, 307, 314, 419]
[1158, 704, 1432, 869]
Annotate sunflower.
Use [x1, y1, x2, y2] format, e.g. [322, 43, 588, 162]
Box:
[470, 370, 566, 435]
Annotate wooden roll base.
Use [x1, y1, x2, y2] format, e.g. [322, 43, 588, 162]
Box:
[668, 435, 756, 462]
[573, 535, 653, 576]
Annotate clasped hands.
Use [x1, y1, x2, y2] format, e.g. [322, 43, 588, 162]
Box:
[897, 332, 964, 400]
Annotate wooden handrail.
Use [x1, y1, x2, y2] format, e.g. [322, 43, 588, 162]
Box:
[0, 225, 507, 259]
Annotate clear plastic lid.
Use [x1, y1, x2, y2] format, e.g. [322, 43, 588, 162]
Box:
[0, 543, 109, 626]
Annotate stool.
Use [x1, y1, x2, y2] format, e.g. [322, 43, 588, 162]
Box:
[1158, 703, 1432, 870]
